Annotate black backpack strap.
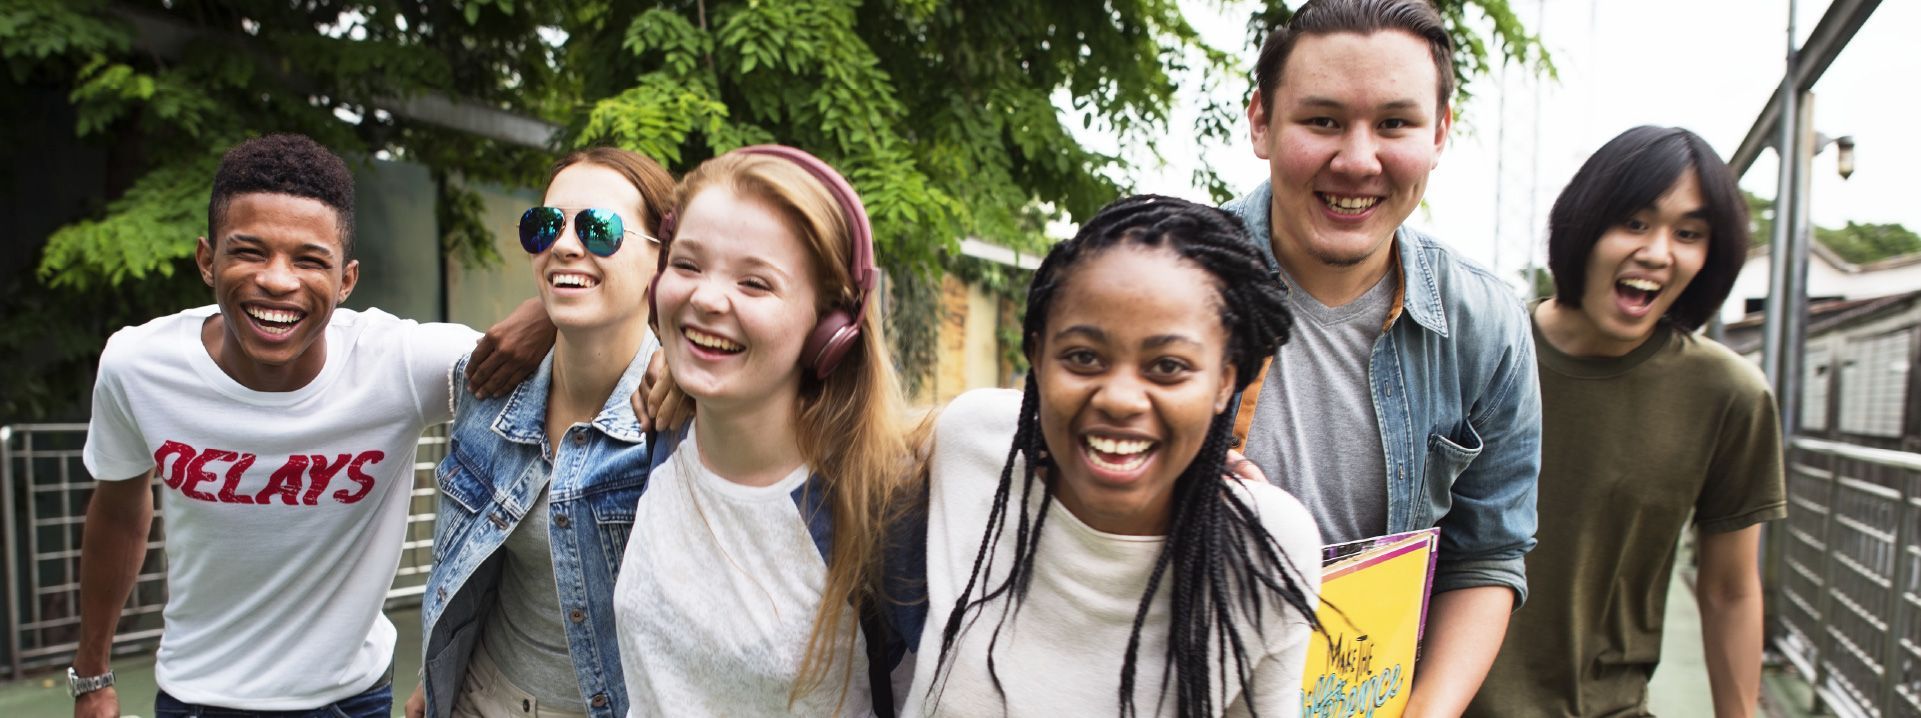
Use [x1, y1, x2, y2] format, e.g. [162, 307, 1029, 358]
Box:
[861, 601, 897, 718]
[867, 476, 931, 717]
[792, 473, 925, 718]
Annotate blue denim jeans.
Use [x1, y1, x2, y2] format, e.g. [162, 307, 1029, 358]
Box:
[154, 675, 393, 718]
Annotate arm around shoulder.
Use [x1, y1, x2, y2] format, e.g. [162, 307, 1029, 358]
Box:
[465, 298, 554, 399]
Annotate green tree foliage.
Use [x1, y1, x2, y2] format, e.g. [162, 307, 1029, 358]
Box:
[2, 0, 566, 417]
[1747, 190, 1775, 246]
[1519, 265, 1553, 300]
[4, 0, 1548, 418]
[1817, 221, 1921, 265]
[1745, 192, 1918, 265]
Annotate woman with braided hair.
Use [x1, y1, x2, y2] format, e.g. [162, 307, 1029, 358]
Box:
[903, 194, 1323, 717]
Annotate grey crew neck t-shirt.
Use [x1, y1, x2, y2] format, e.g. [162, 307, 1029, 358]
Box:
[471, 481, 586, 712]
[1243, 266, 1393, 545]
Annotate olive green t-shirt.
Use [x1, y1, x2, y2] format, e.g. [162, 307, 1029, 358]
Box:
[1467, 318, 1787, 717]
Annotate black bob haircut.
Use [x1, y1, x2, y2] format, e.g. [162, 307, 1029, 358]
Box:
[1253, 0, 1454, 118]
[1547, 125, 1749, 331]
[207, 134, 357, 259]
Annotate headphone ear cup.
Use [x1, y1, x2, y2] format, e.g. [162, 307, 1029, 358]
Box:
[802, 309, 860, 379]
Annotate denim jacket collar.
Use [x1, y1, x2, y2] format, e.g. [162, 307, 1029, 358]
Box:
[1226, 179, 1450, 338]
[490, 334, 658, 446]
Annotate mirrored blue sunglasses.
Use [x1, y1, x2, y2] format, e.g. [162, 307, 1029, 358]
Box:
[518, 207, 657, 257]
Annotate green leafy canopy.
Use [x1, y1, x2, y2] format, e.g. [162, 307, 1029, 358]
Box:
[6, 0, 1549, 416]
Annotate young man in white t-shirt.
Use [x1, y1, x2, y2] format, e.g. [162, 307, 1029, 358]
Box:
[72, 134, 546, 718]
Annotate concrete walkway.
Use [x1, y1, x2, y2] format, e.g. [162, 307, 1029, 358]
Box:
[1648, 569, 1720, 714]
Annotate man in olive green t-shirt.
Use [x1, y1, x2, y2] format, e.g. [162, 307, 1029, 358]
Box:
[1467, 126, 1786, 717]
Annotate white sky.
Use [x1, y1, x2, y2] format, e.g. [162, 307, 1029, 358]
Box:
[1091, 0, 1919, 289]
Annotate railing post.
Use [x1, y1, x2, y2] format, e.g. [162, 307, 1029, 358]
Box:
[1766, 442, 1795, 648]
[1813, 445, 1840, 714]
[1, 425, 19, 681]
[1884, 463, 1915, 716]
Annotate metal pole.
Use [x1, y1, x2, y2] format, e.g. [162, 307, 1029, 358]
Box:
[1762, 0, 1800, 404]
[1781, 91, 1816, 443]
[1492, 60, 1508, 279]
[1760, 0, 1801, 659]
[1811, 448, 1839, 715]
[1880, 463, 1913, 718]
[1523, 0, 1546, 299]
[1, 426, 19, 680]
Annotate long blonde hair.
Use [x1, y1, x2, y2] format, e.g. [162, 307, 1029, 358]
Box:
[673, 151, 922, 705]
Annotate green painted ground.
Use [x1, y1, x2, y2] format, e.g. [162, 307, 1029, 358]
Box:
[1647, 568, 1723, 715]
[0, 605, 425, 718]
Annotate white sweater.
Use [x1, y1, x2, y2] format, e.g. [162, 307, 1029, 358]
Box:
[902, 389, 1322, 718]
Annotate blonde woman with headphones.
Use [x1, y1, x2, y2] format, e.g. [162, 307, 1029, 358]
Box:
[613, 146, 924, 717]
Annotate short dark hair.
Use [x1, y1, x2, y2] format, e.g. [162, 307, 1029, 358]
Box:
[207, 134, 356, 258]
[1253, 0, 1454, 117]
[1546, 125, 1750, 331]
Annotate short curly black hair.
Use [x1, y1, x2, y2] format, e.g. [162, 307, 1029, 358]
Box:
[207, 133, 356, 258]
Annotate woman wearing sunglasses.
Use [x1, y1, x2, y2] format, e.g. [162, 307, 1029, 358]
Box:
[408, 147, 676, 718]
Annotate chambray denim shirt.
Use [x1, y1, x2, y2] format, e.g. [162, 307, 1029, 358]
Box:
[419, 336, 658, 718]
[1225, 181, 1542, 604]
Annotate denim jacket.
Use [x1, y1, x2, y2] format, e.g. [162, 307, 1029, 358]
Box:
[420, 338, 658, 718]
[1225, 181, 1541, 604]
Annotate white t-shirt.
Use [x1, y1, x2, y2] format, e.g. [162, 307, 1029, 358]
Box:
[82, 305, 476, 710]
[613, 422, 873, 717]
[903, 389, 1322, 718]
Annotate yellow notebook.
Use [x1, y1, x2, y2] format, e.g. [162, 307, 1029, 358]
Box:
[1300, 528, 1441, 718]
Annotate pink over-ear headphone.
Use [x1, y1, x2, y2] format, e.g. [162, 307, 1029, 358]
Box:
[647, 144, 877, 380]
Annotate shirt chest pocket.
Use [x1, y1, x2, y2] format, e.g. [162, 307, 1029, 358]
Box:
[1421, 419, 1484, 514]
[432, 447, 495, 562]
[580, 477, 646, 578]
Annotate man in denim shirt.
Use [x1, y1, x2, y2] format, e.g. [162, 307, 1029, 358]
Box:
[1223, 2, 1541, 713]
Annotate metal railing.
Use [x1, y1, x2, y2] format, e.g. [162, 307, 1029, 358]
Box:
[0, 423, 447, 680]
[1772, 435, 1921, 718]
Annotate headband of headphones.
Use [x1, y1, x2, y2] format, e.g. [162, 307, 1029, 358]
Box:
[654, 145, 877, 320]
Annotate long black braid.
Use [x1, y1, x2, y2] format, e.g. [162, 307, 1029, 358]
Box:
[930, 195, 1321, 717]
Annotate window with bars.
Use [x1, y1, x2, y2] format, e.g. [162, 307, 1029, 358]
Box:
[1803, 343, 1831, 432]
[1838, 329, 1913, 438]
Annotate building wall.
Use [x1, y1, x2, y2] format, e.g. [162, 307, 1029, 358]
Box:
[922, 273, 1016, 406]
[445, 181, 543, 329]
[1725, 253, 1921, 323]
[964, 281, 1003, 391]
[341, 161, 442, 323]
[1745, 299, 1921, 450]
[340, 163, 546, 331]
[1801, 301, 1921, 450]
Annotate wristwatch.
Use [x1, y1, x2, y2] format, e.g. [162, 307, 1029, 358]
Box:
[67, 667, 115, 697]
